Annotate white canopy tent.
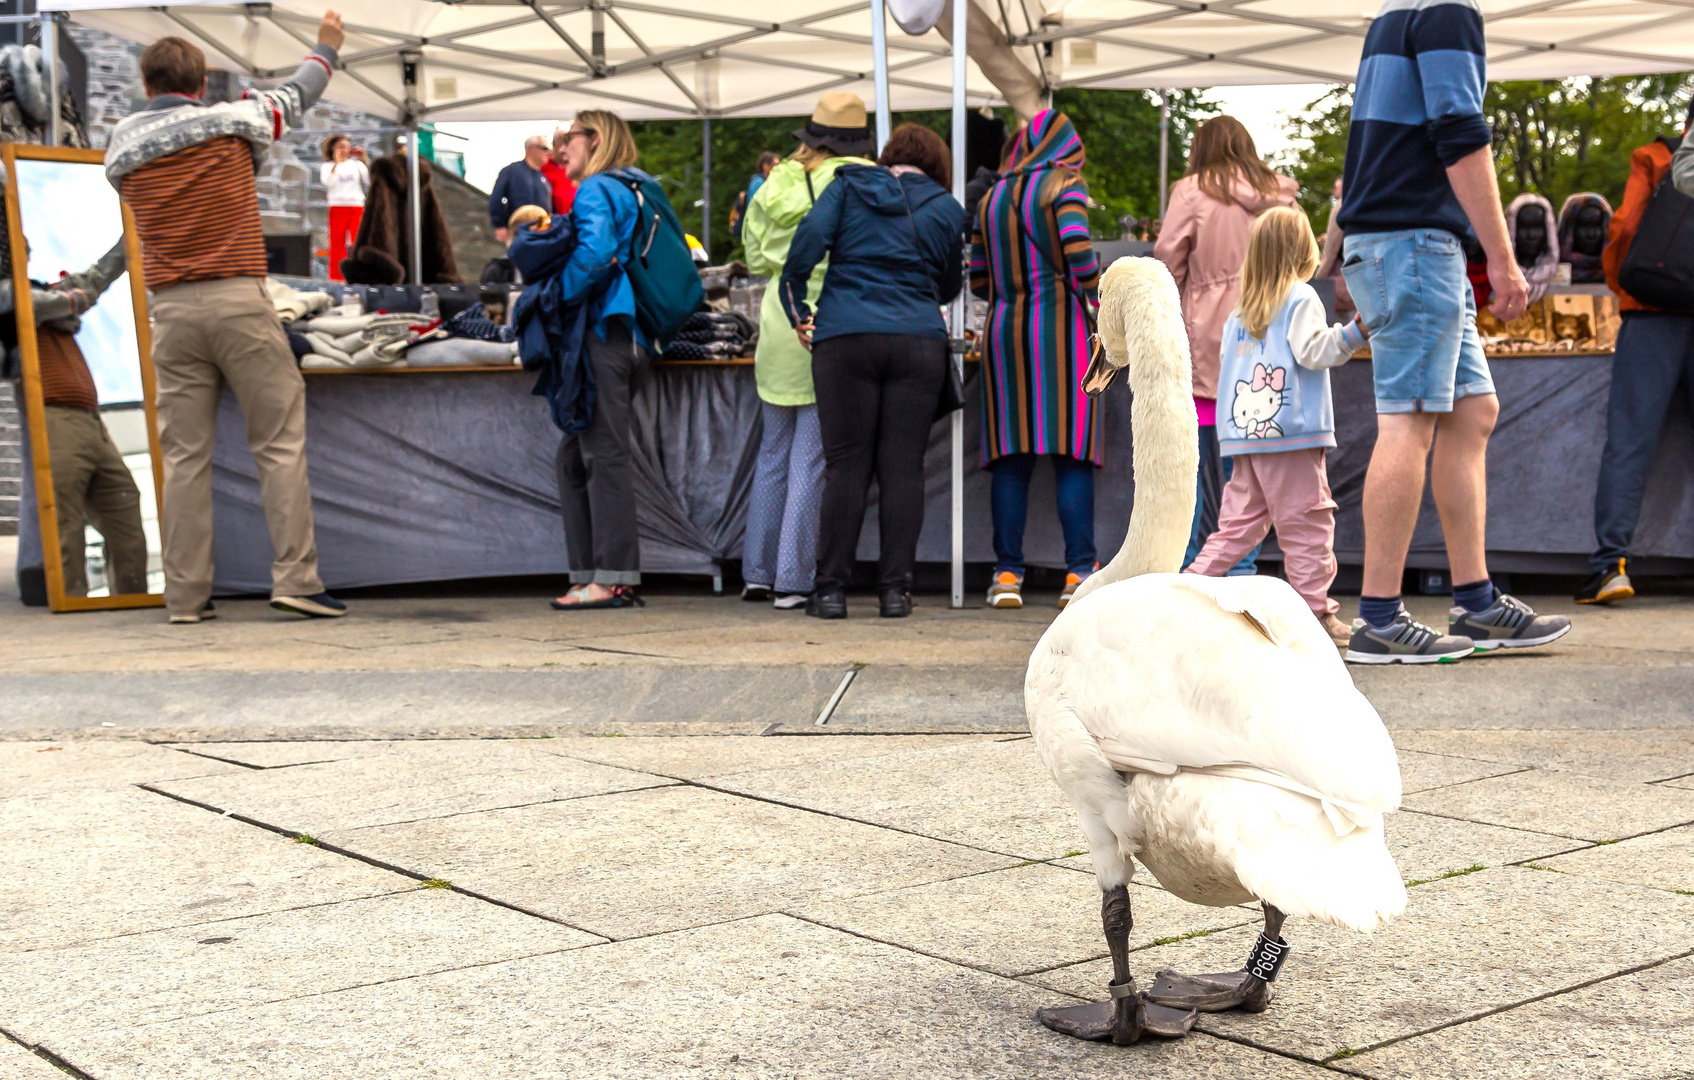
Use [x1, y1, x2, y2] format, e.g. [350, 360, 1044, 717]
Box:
[28, 0, 1694, 605]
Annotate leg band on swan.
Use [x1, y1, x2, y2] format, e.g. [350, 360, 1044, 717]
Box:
[1244, 934, 1291, 982]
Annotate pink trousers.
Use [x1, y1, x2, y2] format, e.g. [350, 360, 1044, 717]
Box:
[1186, 447, 1339, 617]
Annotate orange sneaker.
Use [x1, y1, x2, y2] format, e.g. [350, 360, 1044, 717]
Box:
[1057, 565, 1098, 610]
[986, 571, 1023, 609]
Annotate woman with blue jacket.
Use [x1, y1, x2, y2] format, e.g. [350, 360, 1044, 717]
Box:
[781, 123, 966, 619]
[548, 109, 652, 611]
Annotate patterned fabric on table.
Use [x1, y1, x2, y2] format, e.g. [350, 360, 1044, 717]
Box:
[970, 109, 1103, 466]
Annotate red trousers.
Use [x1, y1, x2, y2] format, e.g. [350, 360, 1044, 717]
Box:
[327, 204, 363, 282]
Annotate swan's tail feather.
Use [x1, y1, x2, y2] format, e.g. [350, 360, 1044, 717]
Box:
[1070, 257, 1198, 605]
[1234, 821, 1408, 934]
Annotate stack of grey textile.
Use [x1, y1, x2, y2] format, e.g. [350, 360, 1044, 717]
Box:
[661, 311, 756, 361]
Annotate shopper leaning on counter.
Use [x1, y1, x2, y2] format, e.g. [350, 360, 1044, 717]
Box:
[547, 110, 655, 611]
[781, 123, 966, 620]
[739, 92, 875, 610]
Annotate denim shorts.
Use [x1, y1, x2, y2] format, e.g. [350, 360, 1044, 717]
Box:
[1341, 229, 1495, 414]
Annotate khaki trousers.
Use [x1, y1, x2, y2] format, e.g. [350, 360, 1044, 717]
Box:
[44, 406, 149, 597]
[152, 277, 322, 614]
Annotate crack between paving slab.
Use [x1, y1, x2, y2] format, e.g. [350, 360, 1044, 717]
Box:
[1310, 946, 1694, 1065]
[329, 781, 680, 833]
[1399, 766, 1533, 797]
[1648, 770, 1694, 785]
[134, 783, 612, 941]
[1405, 807, 1694, 847]
[1009, 915, 1262, 978]
[1190, 1028, 1374, 1077]
[0, 1026, 98, 1079]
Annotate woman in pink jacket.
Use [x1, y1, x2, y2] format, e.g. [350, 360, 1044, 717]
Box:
[1154, 115, 1297, 571]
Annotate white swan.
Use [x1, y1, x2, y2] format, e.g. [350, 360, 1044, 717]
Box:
[1027, 256, 1406, 1045]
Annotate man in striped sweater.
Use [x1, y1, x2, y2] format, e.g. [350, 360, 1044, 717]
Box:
[105, 12, 348, 624]
[1336, 0, 1568, 664]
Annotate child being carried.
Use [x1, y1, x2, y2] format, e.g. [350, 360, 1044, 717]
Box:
[1185, 206, 1366, 646]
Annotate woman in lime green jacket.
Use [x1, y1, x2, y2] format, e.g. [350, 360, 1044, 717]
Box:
[739, 92, 875, 607]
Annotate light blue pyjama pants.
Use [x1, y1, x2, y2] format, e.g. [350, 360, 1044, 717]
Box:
[742, 400, 824, 595]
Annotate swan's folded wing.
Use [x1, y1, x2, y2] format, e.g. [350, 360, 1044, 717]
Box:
[1040, 575, 1402, 813]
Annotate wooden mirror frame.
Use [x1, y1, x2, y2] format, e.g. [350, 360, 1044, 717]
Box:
[4, 144, 164, 612]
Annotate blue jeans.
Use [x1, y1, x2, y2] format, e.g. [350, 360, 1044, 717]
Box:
[990, 454, 1097, 577]
[1183, 426, 1258, 574]
[1592, 313, 1694, 572]
[1342, 229, 1495, 414]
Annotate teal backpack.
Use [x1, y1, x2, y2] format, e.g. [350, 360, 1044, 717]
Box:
[607, 168, 703, 348]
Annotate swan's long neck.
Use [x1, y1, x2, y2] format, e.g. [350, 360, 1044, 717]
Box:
[1070, 261, 1200, 604]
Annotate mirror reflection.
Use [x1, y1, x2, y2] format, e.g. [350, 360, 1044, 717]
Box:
[13, 158, 161, 598]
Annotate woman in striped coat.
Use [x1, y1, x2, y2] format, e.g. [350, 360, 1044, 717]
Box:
[971, 109, 1102, 610]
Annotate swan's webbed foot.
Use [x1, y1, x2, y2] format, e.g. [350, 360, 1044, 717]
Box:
[1144, 902, 1288, 1016]
[1037, 988, 1199, 1042]
[1037, 884, 1199, 1044]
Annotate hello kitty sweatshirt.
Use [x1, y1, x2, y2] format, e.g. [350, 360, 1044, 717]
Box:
[1217, 282, 1365, 456]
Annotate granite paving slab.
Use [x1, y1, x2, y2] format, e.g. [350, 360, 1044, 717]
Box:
[1536, 824, 1694, 893]
[1027, 867, 1694, 1061]
[824, 665, 1028, 731]
[0, 740, 240, 798]
[794, 867, 1257, 978]
[1350, 955, 1694, 1080]
[38, 914, 1336, 1080]
[708, 739, 1080, 860]
[160, 740, 391, 770]
[1403, 768, 1694, 841]
[0, 1039, 64, 1080]
[326, 785, 1018, 940]
[1394, 749, 1525, 795]
[536, 733, 1003, 780]
[1663, 773, 1694, 791]
[1386, 810, 1583, 883]
[150, 741, 676, 834]
[0, 888, 599, 1046]
[1392, 728, 1694, 783]
[2, 787, 408, 952]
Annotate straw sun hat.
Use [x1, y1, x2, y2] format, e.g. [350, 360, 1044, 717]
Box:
[792, 91, 874, 157]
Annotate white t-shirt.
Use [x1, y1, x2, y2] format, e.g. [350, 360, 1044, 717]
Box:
[320, 159, 370, 207]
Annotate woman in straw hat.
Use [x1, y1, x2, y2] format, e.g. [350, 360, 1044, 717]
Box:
[739, 92, 876, 609]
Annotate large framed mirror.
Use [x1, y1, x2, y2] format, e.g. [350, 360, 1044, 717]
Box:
[3, 144, 163, 612]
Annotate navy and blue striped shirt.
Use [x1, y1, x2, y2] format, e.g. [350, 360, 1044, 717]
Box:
[1337, 0, 1492, 239]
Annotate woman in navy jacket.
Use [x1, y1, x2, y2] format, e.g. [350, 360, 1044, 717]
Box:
[781, 123, 966, 619]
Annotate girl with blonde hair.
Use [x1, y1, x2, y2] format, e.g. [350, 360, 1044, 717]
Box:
[1184, 206, 1368, 646]
[1155, 114, 1298, 575]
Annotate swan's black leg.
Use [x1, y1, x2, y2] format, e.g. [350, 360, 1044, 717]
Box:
[1037, 886, 1198, 1043]
[1146, 901, 1290, 1015]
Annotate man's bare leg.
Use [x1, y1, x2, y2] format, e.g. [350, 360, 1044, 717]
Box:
[1360, 413, 1438, 600]
[1429, 394, 1498, 586]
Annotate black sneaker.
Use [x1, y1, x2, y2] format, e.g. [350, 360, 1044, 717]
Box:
[271, 592, 348, 618]
[879, 589, 911, 618]
[807, 587, 847, 619]
[1449, 593, 1570, 651]
[1575, 559, 1633, 605]
[1345, 609, 1474, 664]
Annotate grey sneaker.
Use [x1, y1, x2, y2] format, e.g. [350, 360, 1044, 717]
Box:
[1449, 593, 1571, 651]
[1345, 610, 1475, 665]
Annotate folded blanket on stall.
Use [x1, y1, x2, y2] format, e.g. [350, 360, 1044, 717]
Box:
[405, 338, 520, 367]
[266, 278, 335, 323]
[297, 311, 441, 369]
[662, 310, 755, 357]
[508, 215, 596, 434]
[661, 338, 746, 361]
[446, 304, 516, 344]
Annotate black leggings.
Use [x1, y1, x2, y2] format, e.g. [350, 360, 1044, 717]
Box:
[811, 333, 946, 592]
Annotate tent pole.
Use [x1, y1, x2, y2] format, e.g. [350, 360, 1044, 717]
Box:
[42, 11, 60, 147]
[871, 0, 890, 153]
[949, 0, 966, 610]
[701, 117, 711, 254]
[1158, 89, 1169, 220]
[407, 125, 423, 284]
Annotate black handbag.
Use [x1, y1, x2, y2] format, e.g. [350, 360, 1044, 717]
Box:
[1618, 136, 1694, 313]
[895, 181, 970, 421]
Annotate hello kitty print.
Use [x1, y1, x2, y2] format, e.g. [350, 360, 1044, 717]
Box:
[1232, 362, 1286, 440]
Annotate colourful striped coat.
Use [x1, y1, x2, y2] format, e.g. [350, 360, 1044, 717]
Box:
[970, 111, 1102, 466]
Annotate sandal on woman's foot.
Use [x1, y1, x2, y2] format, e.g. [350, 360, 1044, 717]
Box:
[552, 585, 645, 610]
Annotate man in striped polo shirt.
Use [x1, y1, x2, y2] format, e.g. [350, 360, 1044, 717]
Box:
[105, 12, 348, 624]
[1336, 0, 1569, 664]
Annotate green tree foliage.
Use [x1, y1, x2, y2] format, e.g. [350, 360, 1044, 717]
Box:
[629, 91, 1213, 262]
[1281, 75, 1694, 231]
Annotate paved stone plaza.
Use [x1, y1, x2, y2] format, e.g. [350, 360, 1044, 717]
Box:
[3, 573, 1691, 1078]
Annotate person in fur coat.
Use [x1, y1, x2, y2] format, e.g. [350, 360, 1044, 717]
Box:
[339, 149, 460, 284]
